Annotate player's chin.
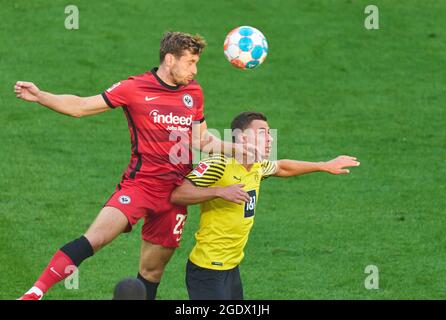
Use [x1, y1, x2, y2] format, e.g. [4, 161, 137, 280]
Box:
[177, 78, 192, 85]
[257, 153, 268, 162]
[264, 149, 271, 159]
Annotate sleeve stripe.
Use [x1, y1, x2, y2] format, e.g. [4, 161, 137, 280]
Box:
[203, 156, 226, 162]
[206, 158, 226, 164]
[185, 176, 197, 186]
[204, 168, 225, 176]
[205, 164, 226, 172]
[101, 92, 116, 109]
[206, 156, 226, 161]
[195, 182, 213, 187]
[187, 175, 220, 183]
[261, 160, 278, 180]
[264, 165, 275, 174]
[185, 176, 215, 187]
[185, 155, 227, 187]
[189, 176, 219, 183]
[203, 159, 226, 166]
[189, 179, 215, 187]
[187, 169, 224, 180]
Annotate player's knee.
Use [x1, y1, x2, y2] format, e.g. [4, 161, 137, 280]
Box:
[84, 233, 107, 252]
[139, 266, 164, 283]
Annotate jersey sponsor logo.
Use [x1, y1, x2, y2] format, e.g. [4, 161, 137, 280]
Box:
[183, 94, 194, 108]
[192, 162, 210, 177]
[106, 82, 121, 92]
[145, 96, 160, 102]
[119, 195, 131, 204]
[149, 109, 193, 129]
[244, 190, 257, 218]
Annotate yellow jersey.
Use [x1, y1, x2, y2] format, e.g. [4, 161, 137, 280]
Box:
[186, 154, 277, 270]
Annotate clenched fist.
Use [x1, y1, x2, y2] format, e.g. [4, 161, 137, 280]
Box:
[14, 81, 41, 102]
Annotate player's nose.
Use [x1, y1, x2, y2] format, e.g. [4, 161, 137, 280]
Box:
[191, 64, 197, 76]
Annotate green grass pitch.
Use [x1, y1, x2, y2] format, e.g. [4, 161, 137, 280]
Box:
[1, 0, 445, 299]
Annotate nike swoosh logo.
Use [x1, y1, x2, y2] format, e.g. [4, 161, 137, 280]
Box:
[50, 267, 62, 278]
[145, 96, 160, 102]
[233, 176, 242, 182]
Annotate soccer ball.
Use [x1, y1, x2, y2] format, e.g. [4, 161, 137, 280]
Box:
[223, 26, 268, 70]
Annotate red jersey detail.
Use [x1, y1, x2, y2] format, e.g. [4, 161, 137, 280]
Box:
[102, 68, 205, 182]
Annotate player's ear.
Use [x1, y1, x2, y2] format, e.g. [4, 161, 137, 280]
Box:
[232, 130, 243, 145]
[240, 133, 248, 145]
[164, 53, 175, 67]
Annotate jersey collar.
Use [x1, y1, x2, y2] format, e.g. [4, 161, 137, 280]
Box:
[231, 157, 259, 173]
[150, 67, 180, 90]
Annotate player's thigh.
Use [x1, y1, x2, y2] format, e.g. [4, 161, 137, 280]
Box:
[139, 240, 176, 280]
[141, 203, 188, 248]
[138, 192, 186, 281]
[84, 206, 129, 252]
[186, 260, 230, 300]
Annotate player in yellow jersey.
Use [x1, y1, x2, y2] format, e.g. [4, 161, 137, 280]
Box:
[171, 112, 360, 300]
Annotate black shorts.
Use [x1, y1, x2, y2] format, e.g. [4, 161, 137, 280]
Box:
[186, 260, 244, 300]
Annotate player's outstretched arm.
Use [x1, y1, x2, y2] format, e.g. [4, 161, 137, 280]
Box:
[193, 121, 262, 161]
[170, 179, 250, 206]
[14, 81, 110, 118]
[274, 155, 360, 177]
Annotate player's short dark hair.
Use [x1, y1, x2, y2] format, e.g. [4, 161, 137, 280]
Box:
[160, 31, 206, 62]
[231, 111, 268, 142]
[112, 278, 147, 300]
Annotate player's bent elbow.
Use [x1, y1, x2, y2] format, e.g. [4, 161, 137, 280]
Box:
[170, 190, 184, 205]
[274, 168, 290, 177]
[70, 111, 83, 118]
[69, 105, 86, 118]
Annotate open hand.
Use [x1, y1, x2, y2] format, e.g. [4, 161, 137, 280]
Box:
[322, 155, 360, 174]
[216, 184, 250, 205]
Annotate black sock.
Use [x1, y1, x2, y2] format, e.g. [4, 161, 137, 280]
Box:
[60, 236, 94, 267]
[137, 273, 159, 300]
